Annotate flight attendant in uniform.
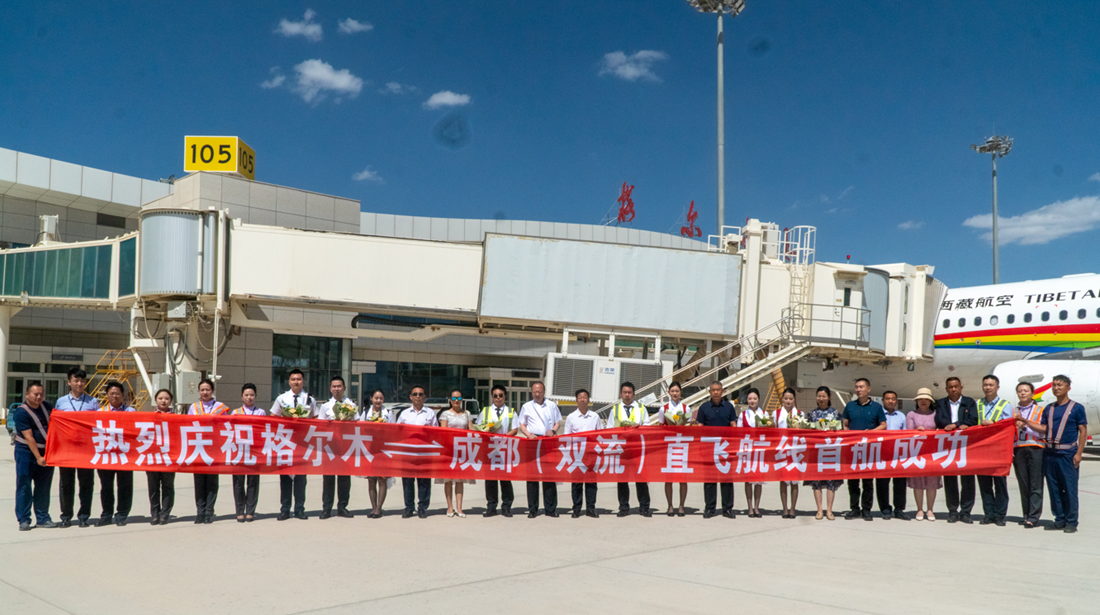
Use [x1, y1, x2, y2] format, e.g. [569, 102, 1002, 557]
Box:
[776, 388, 804, 519]
[477, 384, 520, 517]
[359, 389, 394, 518]
[738, 388, 766, 518]
[608, 382, 651, 517]
[188, 378, 229, 523]
[54, 367, 99, 527]
[232, 383, 266, 523]
[270, 369, 318, 520]
[97, 381, 136, 526]
[657, 382, 692, 517]
[146, 388, 176, 525]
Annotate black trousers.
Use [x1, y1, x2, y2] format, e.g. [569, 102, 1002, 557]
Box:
[875, 477, 907, 513]
[572, 483, 597, 512]
[402, 477, 431, 513]
[944, 475, 976, 515]
[59, 466, 96, 521]
[1013, 447, 1044, 523]
[977, 475, 1010, 521]
[484, 480, 514, 511]
[146, 472, 175, 520]
[194, 474, 219, 517]
[847, 478, 874, 513]
[322, 475, 351, 513]
[97, 469, 133, 520]
[232, 475, 260, 516]
[280, 475, 307, 513]
[703, 482, 734, 513]
[526, 481, 557, 514]
[617, 482, 651, 512]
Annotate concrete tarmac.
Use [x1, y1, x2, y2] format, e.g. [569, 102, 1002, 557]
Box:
[1, 454, 1098, 615]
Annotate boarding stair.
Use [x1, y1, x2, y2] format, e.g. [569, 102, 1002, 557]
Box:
[88, 349, 151, 410]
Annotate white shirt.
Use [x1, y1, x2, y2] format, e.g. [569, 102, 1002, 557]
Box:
[949, 398, 960, 424]
[270, 390, 318, 417]
[776, 407, 803, 428]
[518, 399, 562, 436]
[657, 401, 691, 425]
[738, 408, 763, 427]
[358, 406, 395, 423]
[319, 396, 356, 421]
[396, 406, 440, 427]
[475, 404, 518, 434]
[564, 409, 604, 434]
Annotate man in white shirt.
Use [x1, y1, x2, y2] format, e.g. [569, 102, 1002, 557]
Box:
[54, 367, 100, 527]
[269, 369, 318, 520]
[609, 382, 651, 517]
[477, 384, 520, 517]
[876, 391, 910, 520]
[519, 382, 562, 518]
[396, 385, 439, 519]
[564, 389, 603, 518]
[318, 375, 355, 519]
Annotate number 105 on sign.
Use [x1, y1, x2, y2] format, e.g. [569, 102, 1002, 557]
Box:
[184, 136, 256, 180]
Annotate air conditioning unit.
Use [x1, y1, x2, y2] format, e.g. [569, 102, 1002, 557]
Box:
[544, 353, 673, 405]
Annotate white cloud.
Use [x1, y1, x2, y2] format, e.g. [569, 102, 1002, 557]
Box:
[962, 195, 1100, 245]
[352, 166, 384, 183]
[338, 18, 373, 34]
[260, 67, 285, 89]
[291, 59, 363, 103]
[275, 9, 322, 42]
[820, 185, 854, 204]
[898, 220, 924, 230]
[598, 50, 668, 82]
[423, 90, 471, 109]
[1089, 172, 1100, 182]
[381, 82, 416, 94]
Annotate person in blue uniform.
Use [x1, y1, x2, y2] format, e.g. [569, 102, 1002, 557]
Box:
[54, 367, 99, 527]
[13, 381, 58, 531]
[1017, 374, 1088, 533]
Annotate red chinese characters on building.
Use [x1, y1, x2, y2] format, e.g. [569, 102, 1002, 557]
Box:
[680, 200, 701, 238]
[616, 183, 636, 224]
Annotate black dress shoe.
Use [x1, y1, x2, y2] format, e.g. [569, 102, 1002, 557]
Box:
[527, 511, 538, 518]
[96, 517, 112, 527]
[995, 519, 1006, 527]
[844, 510, 860, 520]
[571, 510, 582, 518]
[722, 510, 736, 519]
[677, 510, 686, 517]
[78, 518, 90, 528]
[502, 508, 513, 518]
[616, 510, 630, 518]
[116, 517, 127, 527]
[894, 511, 910, 521]
[862, 512, 873, 521]
[319, 511, 332, 520]
[194, 517, 205, 524]
[947, 512, 959, 523]
[703, 511, 717, 519]
[483, 509, 498, 518]
[979, 518, 994, 525]
[295, 511, 308, 520]
[236, 517, 246, 523]
[337, 509, 354, 519]
[203, 515, 213, 524]
[417, 511, 427, 519]
[881, 511, 893, 520]
[60, 518, 72, 528]
[402, 510, 415, 519]
[640, 509, 652, 518]
[545, 511, 559, 518]
[960, 514, 973, 524]
[160, 515, 171, 525]
[38, 521, 60, 528]
[278, 511, 291, 521]
[151, 518, 161, 526]
[586, 509, 599, 518]
[1045, 523, 1066, 531]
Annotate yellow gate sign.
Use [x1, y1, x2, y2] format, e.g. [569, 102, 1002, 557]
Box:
[184, 136, 256, 180]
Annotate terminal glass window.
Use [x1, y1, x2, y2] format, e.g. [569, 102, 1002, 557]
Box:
[362, 361, 474, 405]
[271, 335, 345, 399]
[118, 237, 137, 296]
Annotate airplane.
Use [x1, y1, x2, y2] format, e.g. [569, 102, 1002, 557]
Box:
[819, 273, 1100, 435]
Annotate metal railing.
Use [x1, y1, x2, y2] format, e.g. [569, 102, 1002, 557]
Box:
[784, 304, 871, 350]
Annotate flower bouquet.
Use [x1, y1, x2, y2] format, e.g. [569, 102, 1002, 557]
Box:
[789, 414, 812, 430]
[814, 417, 842, 431]
[332, 401, 358, 421]
[664, 408, 691, 426]
[364, 408, 388, 423]
[618, 419, 639, 428]
[755, 413, 775, 428]
[473, 420, 498, 433]
[284, 404, 312, 419]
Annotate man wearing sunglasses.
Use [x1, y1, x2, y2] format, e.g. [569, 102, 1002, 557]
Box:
[477, 384, 520, 517]
[396, 385, 440, 518]
[518, 382, 562, 518]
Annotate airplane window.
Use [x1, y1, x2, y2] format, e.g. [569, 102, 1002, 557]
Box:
[1079, 309, 1087, 319]
[1059, 310, 1068, 321]
[1024, 313, 1032, 323]
[1042, 312, 1050, 322]
[1007, 314, 1015, 324]
[990, 315, 999, 325]
[958, 318, 966, 327]
[942, 319, 950, 329]
[974, 316, 983, 326]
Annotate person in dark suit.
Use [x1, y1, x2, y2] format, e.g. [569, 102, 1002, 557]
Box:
[933, 376, 979, 524]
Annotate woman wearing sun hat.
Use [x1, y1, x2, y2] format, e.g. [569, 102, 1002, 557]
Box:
[905, 388, 942, 520]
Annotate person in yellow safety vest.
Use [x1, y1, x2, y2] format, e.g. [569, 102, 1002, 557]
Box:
[976, 374, 1011, 526]
[610, 382, 651, 517]
[1011, 381, 1045, 528]
[477, 384, 520, 518]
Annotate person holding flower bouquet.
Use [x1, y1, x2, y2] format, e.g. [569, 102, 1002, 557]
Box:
[231, 383, 266, 523]
[609, 382, 652, 517]
[476, 384, 519, 517]
[270, 369, 318, 520]
[438, 390, 477, 518]
[187, 378, 229, 524]
[358, 389, 394, 518]
[696, 381, 737, 519]
[776, 388, 803, 519]
[657, 382, 692, 517]
[804, 386, 843, 520]
[737, 388, 766, 517]
[319, 375, 356, 520]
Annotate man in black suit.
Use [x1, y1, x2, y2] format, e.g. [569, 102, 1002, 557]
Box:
[934, 376, 979, 524]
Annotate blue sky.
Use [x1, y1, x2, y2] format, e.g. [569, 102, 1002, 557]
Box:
[3, 1, 1100, 288]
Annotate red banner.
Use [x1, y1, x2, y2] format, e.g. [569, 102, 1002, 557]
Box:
[45, 412, 1015, 482]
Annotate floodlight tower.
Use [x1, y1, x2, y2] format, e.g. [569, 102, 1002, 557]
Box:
[685, 0, 745, 236]
[970, 135, 1012, 284]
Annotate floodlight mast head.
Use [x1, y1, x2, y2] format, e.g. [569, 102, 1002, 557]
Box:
[970, 135, 1012, 158]
[686, 0, 745, 15]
